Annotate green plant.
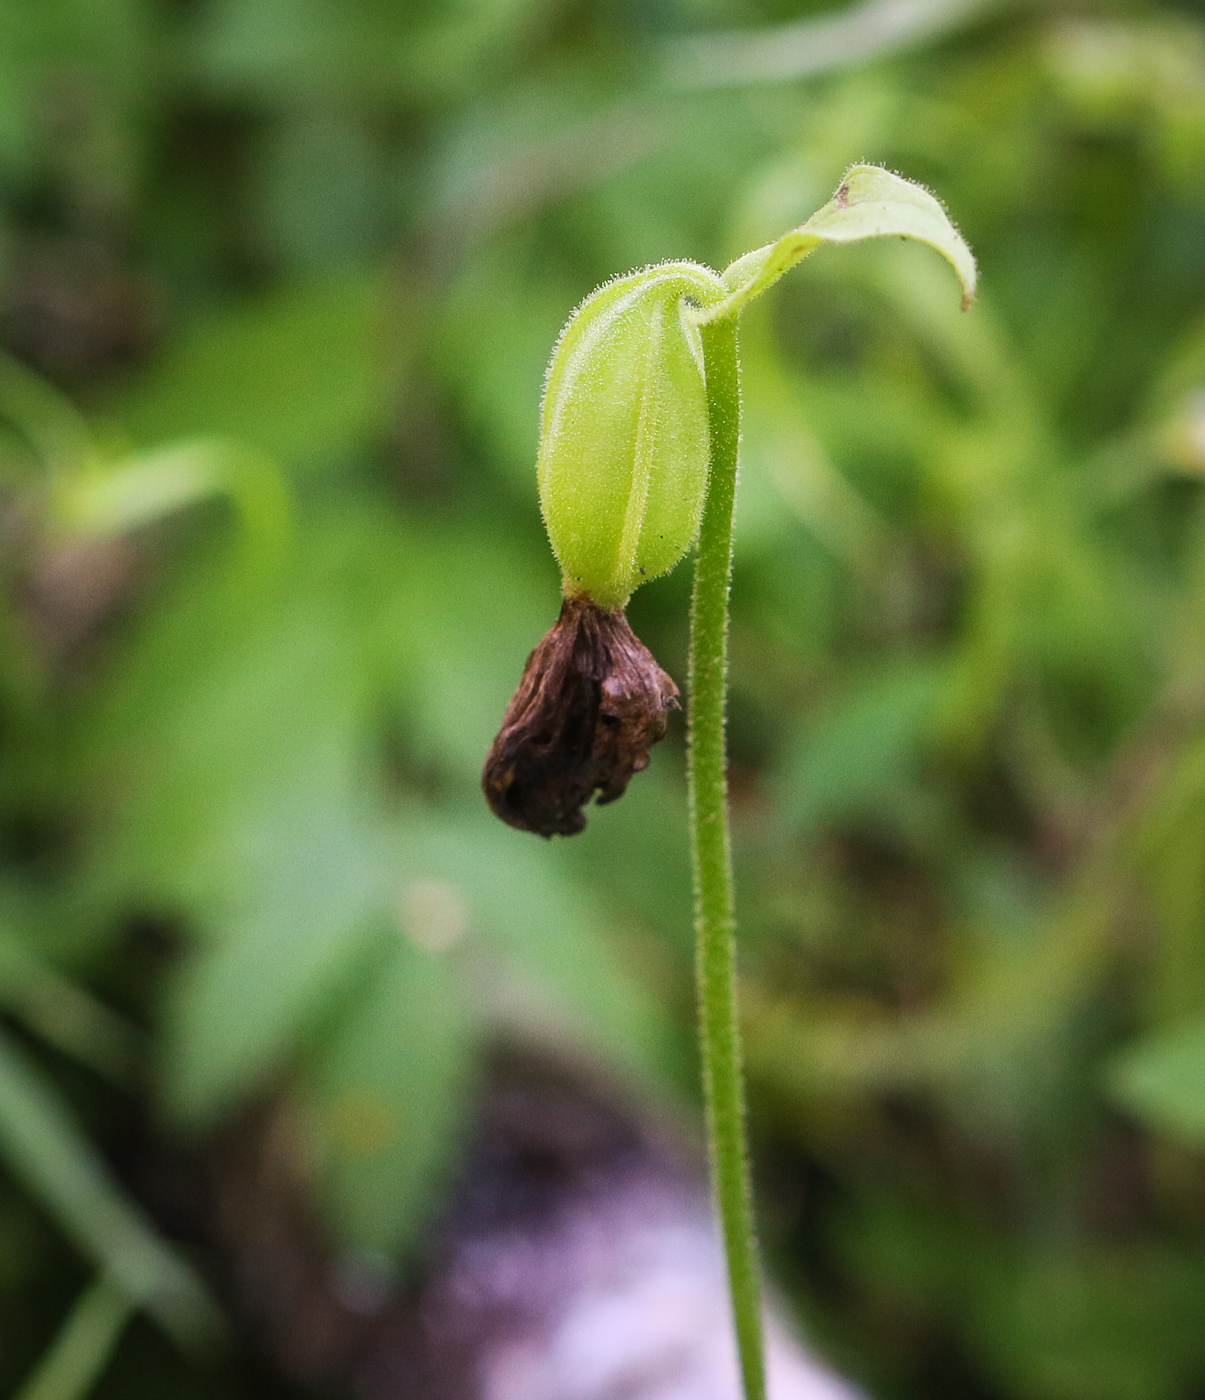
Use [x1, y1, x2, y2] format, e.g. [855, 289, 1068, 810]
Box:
[10, 6, 1205, 1397]
[483, 165, 976, 1400]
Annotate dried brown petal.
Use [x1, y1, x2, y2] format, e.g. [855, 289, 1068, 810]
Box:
[483, 595, 679, 837]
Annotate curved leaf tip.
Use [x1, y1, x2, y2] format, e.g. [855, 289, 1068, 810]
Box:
[698, 164, 977, 323]
[807, 165, 977, 310]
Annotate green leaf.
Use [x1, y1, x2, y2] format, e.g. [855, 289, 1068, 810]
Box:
[50, 439, 291, 565]
[664, 0, 998, 90]
[776, 661, 945, 835]
[305, 938, 474, 1255]
[970, 1246, 1205, 1400]
[697, 165, 977, 324]
[81, 518, 393, 1124]
[393, 811, 675, 1089]
[161, 788, 386, 1126]
[379, 525, 560, 782]
[0, 1029, 221, 1350]
[12, 1276, 133, 1400]
[0, 926, 139, 1084]
[1108, 1014, 1205, 1146]
[111, 276, 387, 471]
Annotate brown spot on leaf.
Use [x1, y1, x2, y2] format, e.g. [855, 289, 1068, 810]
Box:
[835, 183, 850, 207]
[483, 595, 679, 837]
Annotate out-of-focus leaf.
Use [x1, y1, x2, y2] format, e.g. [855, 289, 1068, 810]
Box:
[777, 661, 944, 835]
[665, 0, 1001, 91]
[12, 1275, 133, 1400]
[252, 111, 384, 271]
[306, 937, 474, 1254]
[1108, 1014, 1205, 1146]
[0, 1028, 221, 1350]
[379, 525, 559, 780]
[192, 0, 401, 103]
[433, 251, 574, 483]
[80, 517, 369, 903]
[833, 1193, 994, 1319]
[397, 0, 562, 102]
[392, 811, 675, 1090]
[0, 927, 139, 1084]
[50, 439, 292, 580]
[0, 0, 148, 182]
[194, 0, 552, 104]
[1047, 17, 1205, 190]
[111, 277, 388, 470]
[560, 757, 694, 955]
[0, 354, 94, 475]
[81, 520, 390, 1122]
[737, 312, 890, 567]
[161, 783, 386, 1126]
[969, 1247, 1205, 1400]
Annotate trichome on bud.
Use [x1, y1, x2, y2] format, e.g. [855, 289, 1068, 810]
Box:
[482, 596, 679, 837]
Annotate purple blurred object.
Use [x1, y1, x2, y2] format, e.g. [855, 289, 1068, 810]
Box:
[149, 1050, 863, 1400]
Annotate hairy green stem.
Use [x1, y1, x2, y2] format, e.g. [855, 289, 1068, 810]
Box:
[689, 316, 765, 1400]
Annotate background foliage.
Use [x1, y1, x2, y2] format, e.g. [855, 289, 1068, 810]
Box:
[4, 0, 1205, 1397]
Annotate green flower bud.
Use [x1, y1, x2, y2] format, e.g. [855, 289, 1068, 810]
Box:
[537, 261, 727, 611]
[486, 168, 977, 838]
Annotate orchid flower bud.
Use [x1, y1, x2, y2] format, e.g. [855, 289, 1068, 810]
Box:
[537, 261, 727, 612]
[486, 167, 977, 837]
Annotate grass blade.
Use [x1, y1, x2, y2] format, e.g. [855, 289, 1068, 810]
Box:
[13, 1277, 133, 1400]
[0, 1027, 224, 1352]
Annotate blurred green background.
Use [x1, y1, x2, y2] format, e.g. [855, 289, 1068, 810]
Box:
[6, 0, 1205, 1396]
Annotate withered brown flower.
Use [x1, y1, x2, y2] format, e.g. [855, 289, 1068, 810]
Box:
[483, 595, 679, 837]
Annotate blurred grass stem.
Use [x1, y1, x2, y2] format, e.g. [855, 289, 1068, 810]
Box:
[0, 932, 141, 1085]
[665, 0, 1001, 89]
[13, 1277, 133, 1400]
[0, 1029, 225, 1353]
[0, 353, 93, 479]
[689, 317, 765, 1400]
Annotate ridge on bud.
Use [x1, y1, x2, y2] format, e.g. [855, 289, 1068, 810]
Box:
[537, 262, 727, 612]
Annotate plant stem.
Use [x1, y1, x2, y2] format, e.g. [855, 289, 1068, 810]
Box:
[689, 315, 765, 1400]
